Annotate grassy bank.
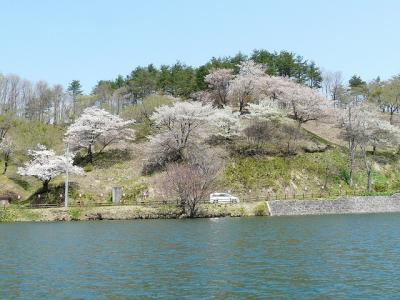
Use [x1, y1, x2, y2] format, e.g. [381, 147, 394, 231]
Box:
[0, 202, 267, 222]
[222, 149, 400, 197]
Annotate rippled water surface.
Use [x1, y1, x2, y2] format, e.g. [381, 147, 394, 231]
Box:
[1, 214, 400, 299]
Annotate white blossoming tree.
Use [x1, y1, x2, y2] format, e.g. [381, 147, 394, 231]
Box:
[144, 101, 239, 174]
[204, 68, 234, 108]
[209, 106, 241, 138]
[228, 60, 268, 114]
[247, 100, 285, 120]
[279, 80, 327, 127]
[150, 101, 214, 152]
[65, 107, 135, 163]
[17, 145, 83, 191]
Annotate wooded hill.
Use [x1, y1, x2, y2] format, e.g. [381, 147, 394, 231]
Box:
[1, 50, 400, 216]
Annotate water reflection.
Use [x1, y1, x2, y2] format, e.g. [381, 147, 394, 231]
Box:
[1, 215, 400, 298]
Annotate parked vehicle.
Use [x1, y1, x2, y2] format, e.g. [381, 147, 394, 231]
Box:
[209, 193, 239, 204]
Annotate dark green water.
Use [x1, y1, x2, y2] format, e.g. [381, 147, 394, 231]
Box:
[1, 215, 400, 299]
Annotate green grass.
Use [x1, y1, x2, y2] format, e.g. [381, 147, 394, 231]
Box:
[69, 208, 83, 221]
[222, 149, 400, 196]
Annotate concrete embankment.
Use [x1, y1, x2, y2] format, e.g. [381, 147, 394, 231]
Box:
[267, 195, 400, 216]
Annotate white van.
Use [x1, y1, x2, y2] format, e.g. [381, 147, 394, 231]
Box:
[209, 193, 239, 204]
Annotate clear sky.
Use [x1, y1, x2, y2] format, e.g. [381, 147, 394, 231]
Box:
[1, 0, 399, 92]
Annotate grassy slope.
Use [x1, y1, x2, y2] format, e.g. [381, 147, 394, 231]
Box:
[2, 110, 400, 204]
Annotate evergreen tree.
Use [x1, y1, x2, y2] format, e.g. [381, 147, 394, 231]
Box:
[67, 80, 83, 116]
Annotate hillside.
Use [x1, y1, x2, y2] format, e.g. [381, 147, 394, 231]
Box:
[2, 99, 400, 206]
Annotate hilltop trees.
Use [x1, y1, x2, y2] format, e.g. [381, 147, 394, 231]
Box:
[279, 81, 327, 127]
[0, 74, 71, 123]
[251, 50, 322, 88]
[17, 145, 83, 191]
[87, 49, 322, 103]
[380, 76, 400, 124]
[67, 80, 83, 116]
[228, 61, 268, 114]
[226, 60, 328, 122]
[322, 70, 345, 106]
[65, 107, 135, 163]
[204, 68, 234, 108]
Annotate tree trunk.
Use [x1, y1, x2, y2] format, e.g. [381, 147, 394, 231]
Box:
[3, 160, 8, 174]
[367, 170, 372, 193]
[87, 144, 93, 164]
[349, 168, 353, 187]
[239, 101, 244, 115]
[42, 180, 50, 192]
[349, 150, 354, 187]
[324, 165, 329, 188]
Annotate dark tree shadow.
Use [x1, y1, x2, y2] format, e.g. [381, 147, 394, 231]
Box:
[92, 149, 132, 169]
[27, 182, 78, 205]
[9, 176, 30, 190]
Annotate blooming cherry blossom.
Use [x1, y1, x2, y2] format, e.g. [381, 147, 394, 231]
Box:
[65, 106, 135, 163]
[18, 145, 83, 191]
[204, 68, 234, 108]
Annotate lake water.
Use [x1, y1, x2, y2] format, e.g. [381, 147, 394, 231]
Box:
[1, 215, 400, 299]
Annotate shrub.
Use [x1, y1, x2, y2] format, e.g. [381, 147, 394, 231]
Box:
[373, 180, 388, 192]
[122, 181, 148, 203]
[0, 209, 17, 222]
[83, 163, 93, 172]
[69, 208, 82, 221]
[254, 202, 267, 216]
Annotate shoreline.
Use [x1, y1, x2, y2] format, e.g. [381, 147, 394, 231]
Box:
[2, 195, 400, 222]
[0, 202, 267, 222]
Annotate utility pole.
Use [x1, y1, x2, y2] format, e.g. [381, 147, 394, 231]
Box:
[64, 142, 69, 208]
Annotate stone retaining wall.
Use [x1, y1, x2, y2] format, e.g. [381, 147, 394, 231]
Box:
[267, 195, 400, 216]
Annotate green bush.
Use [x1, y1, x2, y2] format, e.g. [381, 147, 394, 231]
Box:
[83, 163, 93, 172]
[0, 208, 17, 222]
[373, 179, 388, 192]
[69, 208, 82, 221]
[121, 179, 148, 203]
[254, 202, 267, 216]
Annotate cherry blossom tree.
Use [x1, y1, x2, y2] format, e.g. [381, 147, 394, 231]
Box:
[204, 68, 234, 108]
[144, 101, 239, 174]
[339, 103, 400, 191]
[65, 107, 135, 163]
[227, 60, 328, 121]
[150, 101, 214, 152]
[247, 100, 284, 119]
[158, 149, 220, 217]
[210, 106, 241, 138]
[277, 79, 327, 127]
[17, 145, 83, 191]
[228, 60, 268, 114]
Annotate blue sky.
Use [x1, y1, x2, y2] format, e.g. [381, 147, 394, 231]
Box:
[1, 0, 399, 92]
